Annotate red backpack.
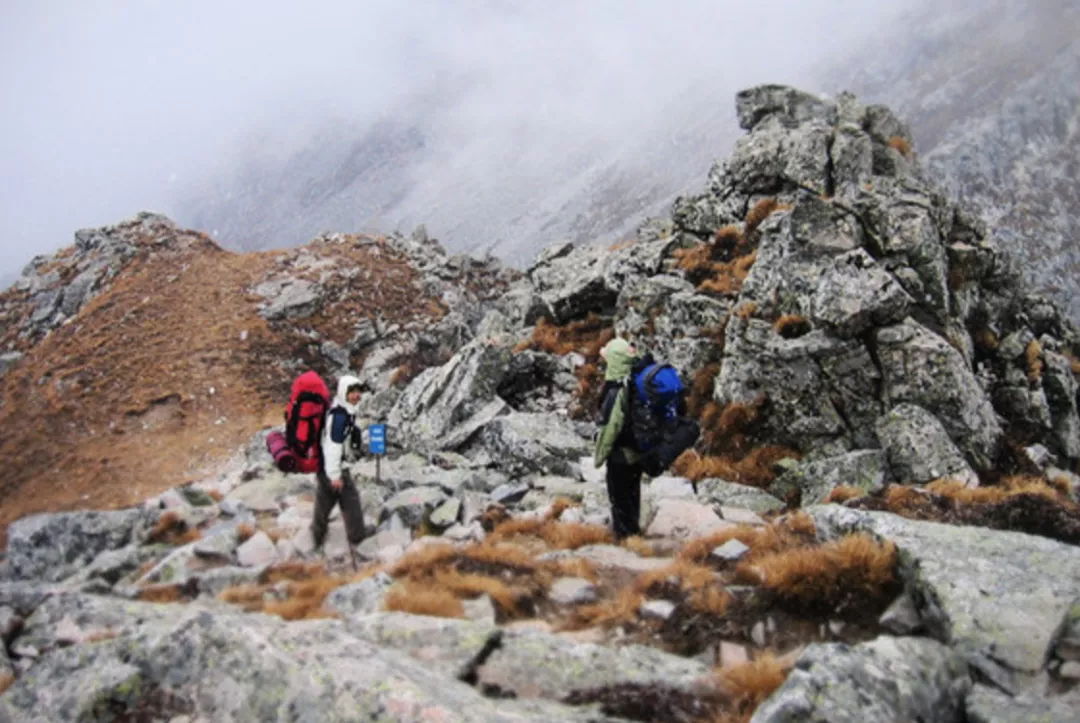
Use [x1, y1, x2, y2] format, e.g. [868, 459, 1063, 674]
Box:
[267, 371, 330, 473]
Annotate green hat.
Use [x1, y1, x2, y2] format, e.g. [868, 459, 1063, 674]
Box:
[600, 338, 635, 381]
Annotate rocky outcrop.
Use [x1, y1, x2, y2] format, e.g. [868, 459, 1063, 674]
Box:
[751, 636, 970, 723]
[810, 506, 1080, 684]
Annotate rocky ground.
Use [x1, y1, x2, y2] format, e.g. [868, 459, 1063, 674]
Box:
[2, 84, 1080, 721]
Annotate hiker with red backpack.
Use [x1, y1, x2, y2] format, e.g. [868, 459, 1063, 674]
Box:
[594, 338, 700, 540]
[311, 374, 368, 552]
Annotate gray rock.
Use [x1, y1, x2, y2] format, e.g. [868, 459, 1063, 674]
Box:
[646, 476, 697, 499]
[430, 498, 462, 528]
[542, 546, 672, 575]
[810, 249, 912, 338]
[5, 509, 148, 582]
[711, 539, 751, 562]
[0, 351, 24, 379]
[1043, 350, 1080, 459]
[646, 499, 731, 539]
[735, 84, 838, 131]
[718, 507, 766, 526]
[810, 506, 1080, 676]
[876, 403, 980, 485]
[878, 592, 923, 636]
[875, 319, 1002, 470]
[696, 479, 785, 514]
[476, 412, 590, 478]
[356, 528, 413, 561]
[639, 600, 676, 621]
[770, 450, 888, 505]
[1051, 598, 1080, 662]
[965, 684, 1080, 723]
[750, 636, 970, 723]
[388, 338, 513, 448]
[1, 598, 613, 722]
[58, 268, 101, 317]
[64, 544, 161, 587]
[0, 582, 55, 617]
[478, 626, 709, 701]
[0, 606, 23, 645]
[194, 566, 266, 599]
[549, 578, 598, 606]
[491, 482, 531, 506]
[224, 469, 313, 513]
[378, 486, 447, 528]
[325, 572, 395, 617]
[236, 532, 279, 567]
[257, 278, 322, 320]
[462, 595, 497, 625]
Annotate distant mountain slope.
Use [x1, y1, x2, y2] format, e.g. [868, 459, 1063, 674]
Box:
[174, 1, 1079, 317]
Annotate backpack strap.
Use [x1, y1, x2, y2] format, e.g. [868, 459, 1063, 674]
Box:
[641, 364, 666, 406]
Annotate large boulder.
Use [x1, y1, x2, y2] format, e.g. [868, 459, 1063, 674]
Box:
[5, 510, 150, 583]
[965, 684, 1080, 723]
[809, 249, 912, 338]
[875, 318, 1002, 470]
[388, 338, 513, 449]
[810, 506, 1080, 679]
[0, 597, 615, 722]
[474, 412, 590, 478]
[875, 404, 980, 486]
[750, 636, 969, 723]
[734, 84, 838, 132]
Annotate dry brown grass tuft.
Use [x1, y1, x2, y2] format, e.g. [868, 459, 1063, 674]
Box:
[383, 580, 465, 618]
[1064, 350, 1080, 376]
[673, 243, 716, 278]
[825, 486, 867, 504]
[738, 534, 896, 611]
[147, 510, 184, 544]
[773, 315, 811, 339]
[973, 328, 1000, 353]
[926, 475, 1067, 505]
[635, 560, 733, 616]
[546, 496, 578, 521]
[744, 199, 781, 235]
[688, 364, 721, 419]
[888, 136, 912, 158]
[551, 555, 600, 583]
[715, 653, 791, 720]
[433, 568, 523, 614]
[714, 224, 744, 250]
[0, 674, 13, 696]
[389, 363, 413, 387]
[673, 446, 800, 486]
[219, 584, 267, 610]
[678, 517, 814, 566]
[136, 583, 188, 603]
[206, 489, 224, 502]
[514, 313, 613, 358]
[488, 517, 613, 550]
[734, 302, 757, 320]
[236, 522, 255, 544]
[175, 528, 202, 545]
[1026, 340, 1044, 383]
[566, 586, 643, 630]
[262, 560, 326, 584]
[621, 535, 660, 557]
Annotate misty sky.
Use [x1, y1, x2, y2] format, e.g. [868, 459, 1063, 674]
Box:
[0, 0, 919, 278]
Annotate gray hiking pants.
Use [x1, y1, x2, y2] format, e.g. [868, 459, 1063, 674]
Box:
[311, 468, 366, 548]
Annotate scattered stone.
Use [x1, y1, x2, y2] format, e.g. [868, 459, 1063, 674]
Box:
[462, 595, 497, 625]
[719, 641, 749, 669]
[718, 507, 766, 526]
[646, 499, 732, 539]
[879, 591, 922, 636]
[639, 600, 676, 621]
[325, 572, 395, 617]
[236, 532, 279, 567]
[0, 606, 23, 645]
[549, 578, 598, 606]
[710, 539, 751, 563]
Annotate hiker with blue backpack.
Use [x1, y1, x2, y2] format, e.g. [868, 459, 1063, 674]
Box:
[594, 338, 700, 540]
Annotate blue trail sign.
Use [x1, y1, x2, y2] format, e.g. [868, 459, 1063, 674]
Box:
[368, 424, 386, 455]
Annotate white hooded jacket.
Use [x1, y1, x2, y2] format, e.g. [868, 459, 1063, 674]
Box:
[321, 374, 363, 481]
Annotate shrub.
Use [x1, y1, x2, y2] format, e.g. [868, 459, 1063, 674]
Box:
[745, 199, 789, 235]
[383, 580, 464, 618]
[774, 315, 811, 339]
[824, 486, 867, 504]
[715, 653, 791, 720]
[888, 136, 912, 158]
[1025, 340, 1043, 383]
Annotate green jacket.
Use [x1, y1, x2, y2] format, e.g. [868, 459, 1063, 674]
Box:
[593, 339, 641, 468]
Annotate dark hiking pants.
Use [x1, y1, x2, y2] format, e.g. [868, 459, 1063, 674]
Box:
[311, 468, 366, 548]
[606, 450, 643, 540]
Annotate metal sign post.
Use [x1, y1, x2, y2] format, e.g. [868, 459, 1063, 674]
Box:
[368, 424, 386, 488]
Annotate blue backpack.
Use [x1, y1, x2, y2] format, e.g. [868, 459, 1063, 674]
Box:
[626, 361, 700, 476]
[628, 363, 684, 452]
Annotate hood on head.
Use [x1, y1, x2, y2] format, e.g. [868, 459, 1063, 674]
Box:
[601, 338, 636, 381]
[334, 374, 363, 413]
